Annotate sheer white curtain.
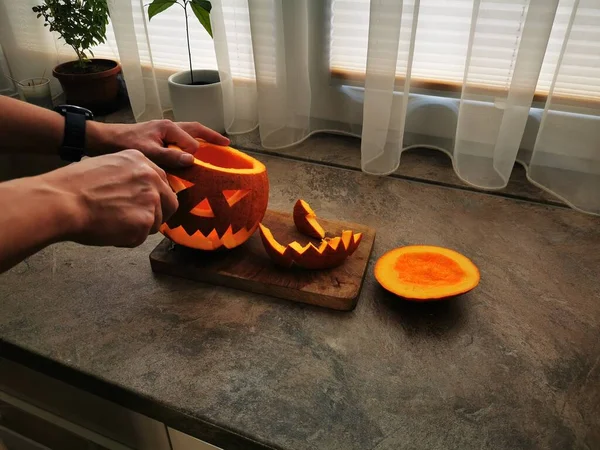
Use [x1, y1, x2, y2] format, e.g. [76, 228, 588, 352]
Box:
[1, 0, 599, 214]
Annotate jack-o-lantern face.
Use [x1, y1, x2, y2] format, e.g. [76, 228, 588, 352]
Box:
[159, 139, 269, 250]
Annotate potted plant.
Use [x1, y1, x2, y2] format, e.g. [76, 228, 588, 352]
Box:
[33, 0, 122, 114]
[148, 0, 225, 132]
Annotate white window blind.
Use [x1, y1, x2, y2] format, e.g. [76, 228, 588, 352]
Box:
[330, 0, 600, 102]
[94, 0, 217, 72]
[94, 1, 257, 80]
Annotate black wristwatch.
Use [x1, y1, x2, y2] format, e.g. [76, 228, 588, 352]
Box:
[54, 105, 94, 162]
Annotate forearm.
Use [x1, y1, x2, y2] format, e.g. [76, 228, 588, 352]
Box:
[0, 95, 115, 157]
[0, 96, 65, 155]
[0, 175, 80, 272]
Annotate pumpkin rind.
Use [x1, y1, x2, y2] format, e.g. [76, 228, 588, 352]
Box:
[258, 224, 295, 268]
[293, 199, 325, 239]
[161, 139, 269, 250]
[259, 223, 362, 270]
[374, 245, 480, 300]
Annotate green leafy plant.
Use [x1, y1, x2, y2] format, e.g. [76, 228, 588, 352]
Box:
[33, 0, 110, 72]
[147, 0, 212, 85]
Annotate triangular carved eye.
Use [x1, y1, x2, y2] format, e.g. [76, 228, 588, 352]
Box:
[222, 189, 251, 207]
[190, 198, 215, 217]
[167, 175, 194, 193]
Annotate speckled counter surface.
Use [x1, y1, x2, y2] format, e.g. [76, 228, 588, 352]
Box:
[1, 152, 599, 450]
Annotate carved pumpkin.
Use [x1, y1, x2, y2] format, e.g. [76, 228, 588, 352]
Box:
[160, 139, 269, 250]
[374, 246, 480, 300]
[259, 200, 362, 270]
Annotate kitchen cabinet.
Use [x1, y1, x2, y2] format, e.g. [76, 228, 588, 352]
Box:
[0, 359, 218, 450]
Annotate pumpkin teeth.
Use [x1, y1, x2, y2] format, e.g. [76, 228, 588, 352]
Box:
[161, 224, 256, 251]
[347, 233, 363, 255]
[259, 222, 362, 270]
[341, 230, 353, 250]
[317, 240, 329, 254]
[327, 237, 342, 251]
[288, 241, 312, 255]
[221, 225, 256, 249]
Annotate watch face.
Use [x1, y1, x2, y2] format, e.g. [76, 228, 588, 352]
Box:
[54, 104, 94, 120]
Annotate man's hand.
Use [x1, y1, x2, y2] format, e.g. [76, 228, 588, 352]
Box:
[44, 150, 178, 247]
[0, 150, 179, 272]
[86, 119, 230, 168]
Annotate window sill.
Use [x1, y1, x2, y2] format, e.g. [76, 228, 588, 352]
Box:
[94, 101, 564, 208]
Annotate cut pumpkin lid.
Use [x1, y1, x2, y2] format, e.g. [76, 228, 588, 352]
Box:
[293, 199, 326, 239]
[374, 245, 480, 301]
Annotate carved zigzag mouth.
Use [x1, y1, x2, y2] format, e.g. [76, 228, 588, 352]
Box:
[160, 223, 257, 251]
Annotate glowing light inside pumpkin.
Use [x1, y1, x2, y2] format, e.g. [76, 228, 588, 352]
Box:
[162, 139, 269, 251]
[160, 223, 257, 251]
[222, 189, 251, 207]
[167, 175, 194, 193]
[190, 198, 215, 217]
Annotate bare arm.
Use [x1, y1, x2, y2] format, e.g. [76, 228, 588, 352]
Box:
[0, 96, 230, 167]
[0, 175, 79, 272]
[0, 95, 65, 155]
[0, 150, 178, 273]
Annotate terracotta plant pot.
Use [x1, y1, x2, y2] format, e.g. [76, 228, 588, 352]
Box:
[52, 58, 121, 114]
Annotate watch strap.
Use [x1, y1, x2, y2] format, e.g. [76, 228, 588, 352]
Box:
[60, 111, 87, 162]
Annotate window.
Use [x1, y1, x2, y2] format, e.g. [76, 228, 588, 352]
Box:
[94, 0, 258, 80]
[330, 0, 600, 104]
[93, 1, 217, 72]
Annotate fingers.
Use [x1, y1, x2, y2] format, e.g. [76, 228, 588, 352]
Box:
[138, 152, 169, 184]
[176, 122, 230, 146]
[156, 180, 178, 225]
[123, 149, 179, 229]
[162, 121, 201, 154]
[145, 145, 195, 169]
[150, 198, 164, 235]
[142, 158, 178, 225]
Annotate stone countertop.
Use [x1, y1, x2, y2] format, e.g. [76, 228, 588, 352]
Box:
[1, 152, 599, 450]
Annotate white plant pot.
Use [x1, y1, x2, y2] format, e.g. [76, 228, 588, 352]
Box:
[168, 69, 225, 133]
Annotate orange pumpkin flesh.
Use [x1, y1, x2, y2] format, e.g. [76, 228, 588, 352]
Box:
[160, 139, 269, 250]
[259, 223, 362, 270]
[375, 246, 480, 300]
[293, 199, 325, 239]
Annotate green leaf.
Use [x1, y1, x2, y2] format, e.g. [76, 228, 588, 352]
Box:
[191, 0, 212, 13]
[190, 0, 212, 38]
[148, 0, 177, 21]
[32, 0, 109, 66]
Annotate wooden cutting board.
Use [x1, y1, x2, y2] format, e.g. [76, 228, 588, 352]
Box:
[149, 209, 376, 311]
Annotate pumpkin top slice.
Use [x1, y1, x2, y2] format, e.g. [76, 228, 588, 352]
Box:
[375, 245, 480, 300]
[168, 139, 266, 175]
[293, 199, 326, 239]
